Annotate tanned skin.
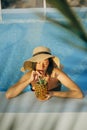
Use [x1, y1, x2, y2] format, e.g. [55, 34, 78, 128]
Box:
[6, 59, 84, 100]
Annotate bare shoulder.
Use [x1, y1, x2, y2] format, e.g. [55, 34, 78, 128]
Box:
[19, 71, 32, 83]
[52, 67, 71, 81]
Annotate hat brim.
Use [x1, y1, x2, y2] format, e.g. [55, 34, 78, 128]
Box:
[21, 54, 63, 72]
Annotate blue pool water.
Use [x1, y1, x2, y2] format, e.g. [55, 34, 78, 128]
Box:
[0, 8, 87, 94]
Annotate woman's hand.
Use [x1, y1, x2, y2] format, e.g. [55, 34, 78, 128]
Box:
[41, 92, 53, 101]
[36, 92, 53, 101]
[29, 71, 41, 83]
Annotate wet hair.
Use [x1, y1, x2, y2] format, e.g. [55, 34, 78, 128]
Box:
[46, 58, 54, 75]
[32, 58, 54, 75]
[32, 62, 37, 71]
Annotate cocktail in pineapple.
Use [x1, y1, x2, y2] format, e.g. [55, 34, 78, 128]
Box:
[34, 77, 48, 100]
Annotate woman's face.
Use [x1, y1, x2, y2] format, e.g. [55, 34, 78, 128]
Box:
[36, 59, 49, 72]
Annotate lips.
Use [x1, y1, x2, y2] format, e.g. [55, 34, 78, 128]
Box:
[38, 70, 44, 74]
[37, 70, 46, 75]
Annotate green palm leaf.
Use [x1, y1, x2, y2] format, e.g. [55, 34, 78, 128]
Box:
[46, 0, 87, 42]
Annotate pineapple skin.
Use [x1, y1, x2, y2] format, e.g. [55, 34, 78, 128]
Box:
[34, 83, 48, 100]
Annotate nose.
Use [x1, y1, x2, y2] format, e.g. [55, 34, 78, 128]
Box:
[41, 62, 44, 68]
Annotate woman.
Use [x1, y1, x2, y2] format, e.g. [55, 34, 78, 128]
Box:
[5, 46, 84, 100]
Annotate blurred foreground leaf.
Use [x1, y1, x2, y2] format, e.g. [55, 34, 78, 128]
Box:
[46, 0, 87, 42]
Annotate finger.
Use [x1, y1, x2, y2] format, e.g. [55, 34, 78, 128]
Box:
[32, 71, 36, 76]
[35, 75, 38, 81]
[35, 71, 42, 77]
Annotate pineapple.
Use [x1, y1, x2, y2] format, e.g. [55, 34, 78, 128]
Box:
[34, 77, 48, 101]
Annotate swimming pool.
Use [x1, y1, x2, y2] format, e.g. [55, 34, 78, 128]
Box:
[0, 8, 87, 94]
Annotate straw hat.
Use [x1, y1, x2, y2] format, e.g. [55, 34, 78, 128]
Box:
[21, 46, 62, 72]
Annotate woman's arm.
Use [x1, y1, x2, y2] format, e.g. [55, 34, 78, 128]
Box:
[5, 71, 32, 99]
[49, 69, 84, 99]
[5, 70, 42, 99]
